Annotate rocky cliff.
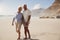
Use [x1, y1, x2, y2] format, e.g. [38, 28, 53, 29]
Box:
[40, 0, 60, 18]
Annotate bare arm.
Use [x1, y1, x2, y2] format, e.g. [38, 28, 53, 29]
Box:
[26, 15, 31, 24]
[12, 17, 15, 26]
[21, 14, 24, 22]
[28, 15, 31, 22]
[27, 10, 31, 22]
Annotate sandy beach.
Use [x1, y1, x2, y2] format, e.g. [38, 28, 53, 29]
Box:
[0, 17, 60, 40]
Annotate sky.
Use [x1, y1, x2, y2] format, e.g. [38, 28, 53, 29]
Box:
[0, 0, 54, 15]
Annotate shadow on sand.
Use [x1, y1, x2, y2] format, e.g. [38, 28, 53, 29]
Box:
[18, 39, 39, 40]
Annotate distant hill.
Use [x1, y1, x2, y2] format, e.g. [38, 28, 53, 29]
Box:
[31, 8, 44, 17]
[40, 0, 60, 18]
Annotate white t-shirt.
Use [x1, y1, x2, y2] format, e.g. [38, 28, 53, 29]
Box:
[23, 9, 31, 22]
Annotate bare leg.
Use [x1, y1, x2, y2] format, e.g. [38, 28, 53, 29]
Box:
[15, 23, 21, 40]
[26, 27, 31, 39]
[17, 22, 22, 39]
[16, 23, 18, 33]
[17, 30, 20, 39]
[27, 29, 31, 38]
[24, 27, 27, 39]
[24, 27, 31, 39]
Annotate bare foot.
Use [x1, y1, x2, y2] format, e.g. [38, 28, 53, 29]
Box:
[17, 37, 20, 40]
[24, 37, 27, 39]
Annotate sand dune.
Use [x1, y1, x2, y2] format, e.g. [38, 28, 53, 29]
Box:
[0, 17, 60, 40]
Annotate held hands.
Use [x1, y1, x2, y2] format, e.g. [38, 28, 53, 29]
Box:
[12, 22, 14, 26]
[26, 21, 29, 25]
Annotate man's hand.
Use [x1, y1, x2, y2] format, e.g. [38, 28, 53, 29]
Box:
[26, 15, 31, 25]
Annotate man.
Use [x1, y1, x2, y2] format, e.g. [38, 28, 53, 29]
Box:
[23, 4, 31, 39]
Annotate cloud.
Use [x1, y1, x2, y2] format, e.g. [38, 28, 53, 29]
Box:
[0, 3, 7, 12]
[32, 4, 41, 10]
[0, 3, 16, 15]
[0, 0, 21, 15]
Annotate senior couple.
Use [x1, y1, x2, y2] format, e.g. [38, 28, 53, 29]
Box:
[12, 4, 31, 40]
